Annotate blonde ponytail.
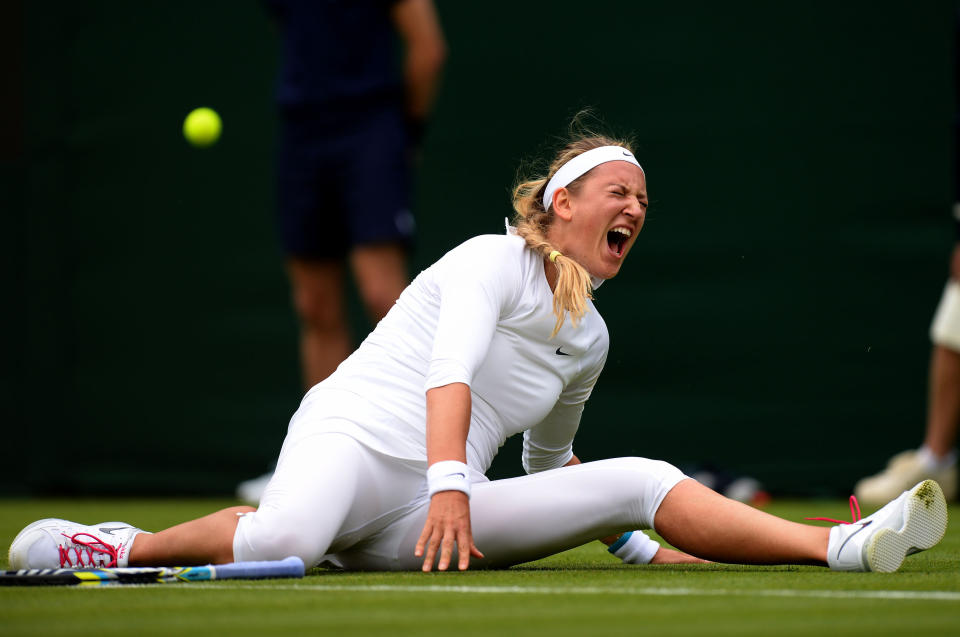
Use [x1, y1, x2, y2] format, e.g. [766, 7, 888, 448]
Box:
[512, 215, 593, 337]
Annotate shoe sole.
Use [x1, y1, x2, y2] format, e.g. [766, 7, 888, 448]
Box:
[865, 480, 948, 573]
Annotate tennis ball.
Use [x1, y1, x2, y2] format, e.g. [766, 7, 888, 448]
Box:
[183, 107, 222, 148]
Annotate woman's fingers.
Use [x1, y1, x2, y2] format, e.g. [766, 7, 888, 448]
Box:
[418, 521, 441, 572]
[414, 521, 432, 558]
[423, 534, 441, 572]
[457, 528, 484, 570]
[437, 531, 456, 571]
[416, 491, 479, 572]
[415, 519, 443, 572]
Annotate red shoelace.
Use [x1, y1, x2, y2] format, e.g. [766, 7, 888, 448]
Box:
[59, 532, 119, 568]
[805, 495, 862, 525]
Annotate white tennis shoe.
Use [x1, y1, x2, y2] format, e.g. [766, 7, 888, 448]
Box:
[827, 480, 948, 572]
[8, 518, 146, 570]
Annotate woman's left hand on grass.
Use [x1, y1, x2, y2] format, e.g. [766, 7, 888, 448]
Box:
[415, 490, 484, 571]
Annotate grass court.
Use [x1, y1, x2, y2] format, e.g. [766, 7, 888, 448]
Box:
[1, 497, 958, 636]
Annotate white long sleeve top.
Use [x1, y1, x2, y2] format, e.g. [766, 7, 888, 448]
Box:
[302, 233, 609, 475]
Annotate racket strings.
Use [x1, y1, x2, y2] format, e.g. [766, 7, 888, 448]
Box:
[58, 532, 120, 568]
[804, 495, 862, 525]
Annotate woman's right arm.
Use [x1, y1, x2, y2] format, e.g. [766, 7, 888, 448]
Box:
[414, 382, 484, 572]
[418, 238, 520, 570]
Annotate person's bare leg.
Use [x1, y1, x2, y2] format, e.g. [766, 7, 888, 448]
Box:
[923, 344, 960, 458]
[351, 243, 409, 322]
[128, 506, 255, 566]
[287, 258, 352, 388]
[654, 479, 828, 565]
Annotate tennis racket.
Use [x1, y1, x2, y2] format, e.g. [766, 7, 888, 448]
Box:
[0, 555, 305, 586]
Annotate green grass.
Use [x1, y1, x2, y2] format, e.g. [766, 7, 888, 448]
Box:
[1, 498, 958, 636]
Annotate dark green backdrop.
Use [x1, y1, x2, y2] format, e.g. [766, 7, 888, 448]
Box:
[4, 1, 956, 496]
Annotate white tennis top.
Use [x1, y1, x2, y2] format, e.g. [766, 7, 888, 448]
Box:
[301, 233, 610, 475]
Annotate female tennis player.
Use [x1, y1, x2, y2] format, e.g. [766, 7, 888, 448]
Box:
[9, 131, 947, 574]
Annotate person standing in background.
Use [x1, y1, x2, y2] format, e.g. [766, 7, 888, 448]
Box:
[238, 0, 446, 504]
[853, 13, 959, 504]
[854, 219, 960, 504]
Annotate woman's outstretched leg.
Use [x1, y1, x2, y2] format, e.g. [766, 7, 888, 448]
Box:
[128, 506, 255, 566]
[654, 479, 828, 565]
[655, 476, 948, 572]
[372, 457, 945, 573]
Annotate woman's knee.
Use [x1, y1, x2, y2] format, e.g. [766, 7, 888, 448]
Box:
[603, 457, 688, 528]
[611, 456, 686, 486]
[234, 510, 329, 566]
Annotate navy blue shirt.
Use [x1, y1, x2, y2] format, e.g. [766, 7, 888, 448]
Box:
[266, 0, 403, 109]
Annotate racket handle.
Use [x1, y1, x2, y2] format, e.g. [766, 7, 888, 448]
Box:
[211, 556, 305, 580]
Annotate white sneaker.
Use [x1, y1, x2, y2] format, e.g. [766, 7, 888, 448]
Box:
[8, 519, 146, 570]
[236, 471, 274, 506]
[854, 450, 957, 505]
[827, 480, 948, 572]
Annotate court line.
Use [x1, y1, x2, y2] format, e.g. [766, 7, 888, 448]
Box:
[86, 583, 960, 601]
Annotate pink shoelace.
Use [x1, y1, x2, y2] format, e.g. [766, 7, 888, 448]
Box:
[59, 532, 120, 568]
[805, 495, 862, 525]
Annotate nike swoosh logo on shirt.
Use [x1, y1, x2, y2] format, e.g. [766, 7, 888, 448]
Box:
[555, 347, 572, 356]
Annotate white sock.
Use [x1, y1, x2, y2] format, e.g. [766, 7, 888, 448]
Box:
[917, 446, 958, 472]
[114, 527, 149, 568]
[607, 531, 660, 565]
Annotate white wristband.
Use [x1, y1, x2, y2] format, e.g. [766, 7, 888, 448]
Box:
[427, 460, 471, 499]
[608, 531, 660, 565]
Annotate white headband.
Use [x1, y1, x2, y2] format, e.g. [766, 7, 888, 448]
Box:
[542, 146, 643, 211]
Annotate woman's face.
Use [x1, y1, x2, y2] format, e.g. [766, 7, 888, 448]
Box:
[548, 160, 647, 280]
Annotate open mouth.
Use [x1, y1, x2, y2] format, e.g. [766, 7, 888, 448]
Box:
[607, 227, 631, 257]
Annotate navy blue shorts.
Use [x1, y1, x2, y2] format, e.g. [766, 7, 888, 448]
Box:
[275, 103, 414, 260]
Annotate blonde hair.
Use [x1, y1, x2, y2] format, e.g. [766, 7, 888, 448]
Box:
[512, 132, 635, 337]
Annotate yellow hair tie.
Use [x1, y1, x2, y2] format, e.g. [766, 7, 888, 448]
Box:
[549, 250, 562, 263]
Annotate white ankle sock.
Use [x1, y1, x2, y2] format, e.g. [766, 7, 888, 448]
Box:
[917, 446, 957, 472]
[112, 527, 148, 568]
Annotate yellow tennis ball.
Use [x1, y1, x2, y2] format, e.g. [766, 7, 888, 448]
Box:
[183, 107, 222, 147]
